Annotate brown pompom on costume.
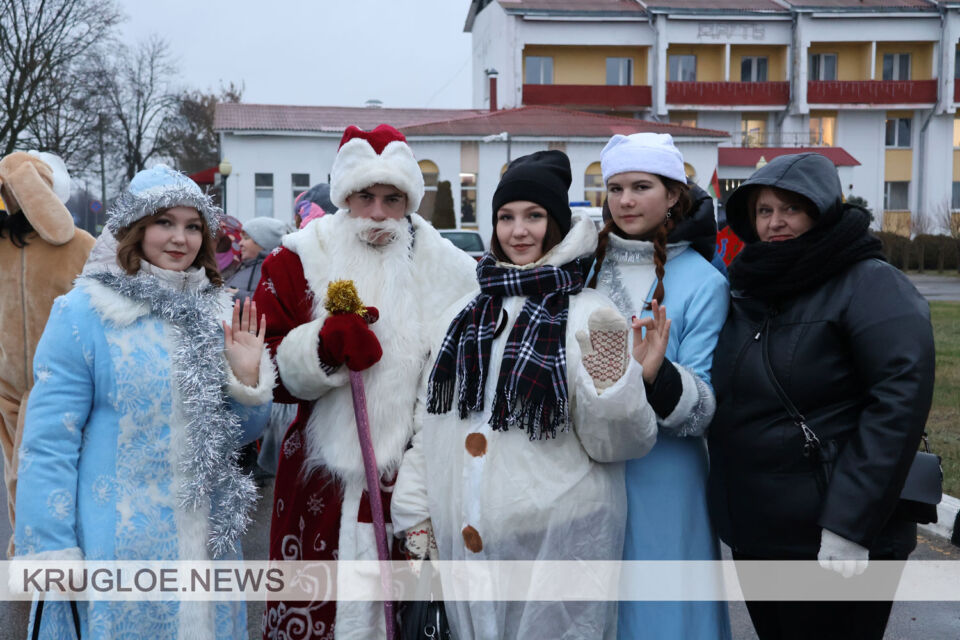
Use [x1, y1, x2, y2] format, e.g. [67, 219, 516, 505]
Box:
[0, 151, 94, 557]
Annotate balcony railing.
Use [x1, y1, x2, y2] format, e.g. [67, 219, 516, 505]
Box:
[807, 80, 937, 104]
[730, 131, 832, 148]
[666, 81, 790, 106]
[522, 84, 652, 109]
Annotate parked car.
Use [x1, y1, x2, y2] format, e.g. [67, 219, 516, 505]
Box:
[439, 229, 485, 260]
[570, 205, 604, 229]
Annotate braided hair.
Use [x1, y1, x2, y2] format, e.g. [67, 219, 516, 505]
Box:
[588, 176, 692, 309]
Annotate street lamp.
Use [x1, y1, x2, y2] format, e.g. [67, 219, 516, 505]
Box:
[218, 159, 233, 215]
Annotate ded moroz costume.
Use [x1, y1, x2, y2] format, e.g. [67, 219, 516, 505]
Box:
[257, 125, 477, 639]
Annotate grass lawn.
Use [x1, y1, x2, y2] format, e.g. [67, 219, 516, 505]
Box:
[928, 302, 960, 497]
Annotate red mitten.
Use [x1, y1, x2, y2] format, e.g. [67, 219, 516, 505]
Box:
[317, 308, 382, 371]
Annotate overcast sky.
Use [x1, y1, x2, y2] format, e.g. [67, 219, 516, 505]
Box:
[116, 0, 475, 109]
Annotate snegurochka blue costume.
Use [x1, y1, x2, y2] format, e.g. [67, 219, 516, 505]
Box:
[13, 165, 276, 639]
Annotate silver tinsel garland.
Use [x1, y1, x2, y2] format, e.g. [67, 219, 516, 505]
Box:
[106, 186, 223, 237]
[88, 271, 256, 557]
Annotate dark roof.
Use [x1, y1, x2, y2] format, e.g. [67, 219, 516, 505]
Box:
[214, 103, 487, 133]
[400, 105, 728, 138]
[718, 146, 860, 167]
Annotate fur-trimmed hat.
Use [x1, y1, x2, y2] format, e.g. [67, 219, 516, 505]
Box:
[600, 133, 687, 185]
[107, 164, 222, 236]
[330, 124, 424, 215]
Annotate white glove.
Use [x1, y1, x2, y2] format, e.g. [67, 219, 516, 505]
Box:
[404, 519, 438, 576]
[817, 528, 869, 578]
[576, 307, 630, 394]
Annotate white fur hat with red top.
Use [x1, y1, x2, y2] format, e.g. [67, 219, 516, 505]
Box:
[330, 124, 424, 215]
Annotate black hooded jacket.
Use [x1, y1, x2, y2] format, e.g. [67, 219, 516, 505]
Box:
[707, 153, 935, 559]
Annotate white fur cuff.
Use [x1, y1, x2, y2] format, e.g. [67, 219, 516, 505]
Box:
[225, 348, 276, 406]
[658, 365, 715, 437]
[9, 547, 84, 593]
[275, 319, 349, 400]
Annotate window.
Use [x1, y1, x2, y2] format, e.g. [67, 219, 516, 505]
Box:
[255, 173, 273, 217]
[885, 117, 911, 147]
[809, 53, 838, 81]
[584, 162, 604, 207]
[741, 56, 768, 82]
[882, 53, 911, 81]
[292, 173, 310, 202]
[525, 56, 553, 85]
[670, 112, 697, 128]
[809, 115, 836, 146]
[884, 181, 909, 210]
[956, 49, 960, 79]
[741, 117, 767, 147]
[668, 55, 697, 82]
[418, 160, 439, 219]
[606, 58, 633, 86]
[953, 182, 960, 210]
[460, 172, 477, 224]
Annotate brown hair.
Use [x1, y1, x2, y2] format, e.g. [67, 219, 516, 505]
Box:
[114, 209, 223, 286]
[490, 213, 564, 264]
[588, 176, 692, 309]
[745, 185, 818, 233]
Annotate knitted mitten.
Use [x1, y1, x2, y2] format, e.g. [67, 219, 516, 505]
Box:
[576, 307, 630, 394]
[404, 518, 438, 575]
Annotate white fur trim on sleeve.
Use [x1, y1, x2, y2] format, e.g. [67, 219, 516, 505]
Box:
[225, 348, 276, 406]
[9, 547, 84, 593]
[275, 318, 349, 400]
[658, 364, 716, 437]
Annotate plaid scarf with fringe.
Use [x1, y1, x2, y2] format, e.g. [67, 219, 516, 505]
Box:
[426, 253, 589, 439]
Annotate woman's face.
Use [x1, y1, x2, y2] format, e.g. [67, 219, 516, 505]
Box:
[754, 187, 816, 242]
[141, 206, 204, 271]
[495, 201, 549, 265]
[606, 171, 679, 239]
[239, 231, 263, 261]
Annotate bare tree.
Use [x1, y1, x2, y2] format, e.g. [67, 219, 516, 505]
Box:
[22, 48, 114, 168]
[934, 200, 960, 273]
[910, 211, 938, 273]
[100, 36, 179, 181]
[159, 83, 243, 175]
[0, 0, 122, 155]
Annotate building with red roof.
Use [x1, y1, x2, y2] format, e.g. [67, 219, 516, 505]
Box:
[465, 0, 959, 235]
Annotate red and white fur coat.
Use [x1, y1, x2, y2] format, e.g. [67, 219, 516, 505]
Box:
[256, 211, 476, 640]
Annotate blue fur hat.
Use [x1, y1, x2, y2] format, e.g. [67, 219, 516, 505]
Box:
[107, 164, 222, 236]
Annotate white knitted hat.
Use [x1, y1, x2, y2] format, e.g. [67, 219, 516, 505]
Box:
[600, 133, 686, 185]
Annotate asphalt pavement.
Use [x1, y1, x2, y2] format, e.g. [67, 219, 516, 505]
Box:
[907, 273, 960, 302]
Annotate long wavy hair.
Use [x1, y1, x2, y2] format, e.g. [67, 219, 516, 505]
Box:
[114, 209, 223, 286]
[588, 176, 693, 308]
[0, 211, 35, 248]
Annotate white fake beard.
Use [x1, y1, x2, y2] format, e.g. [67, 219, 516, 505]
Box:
[340, 214, 411, 249]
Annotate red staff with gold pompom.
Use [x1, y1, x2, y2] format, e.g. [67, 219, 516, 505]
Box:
[323, 280, 395, 639]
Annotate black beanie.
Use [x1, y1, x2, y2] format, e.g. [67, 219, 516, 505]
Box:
[492, 150, 572, 234]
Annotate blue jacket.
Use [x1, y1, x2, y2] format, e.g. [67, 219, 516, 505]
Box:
[15, 275, 274, 640]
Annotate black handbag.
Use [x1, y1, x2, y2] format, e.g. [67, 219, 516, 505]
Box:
[398, 598, 452, 639]
[760, 319, 942, 524]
